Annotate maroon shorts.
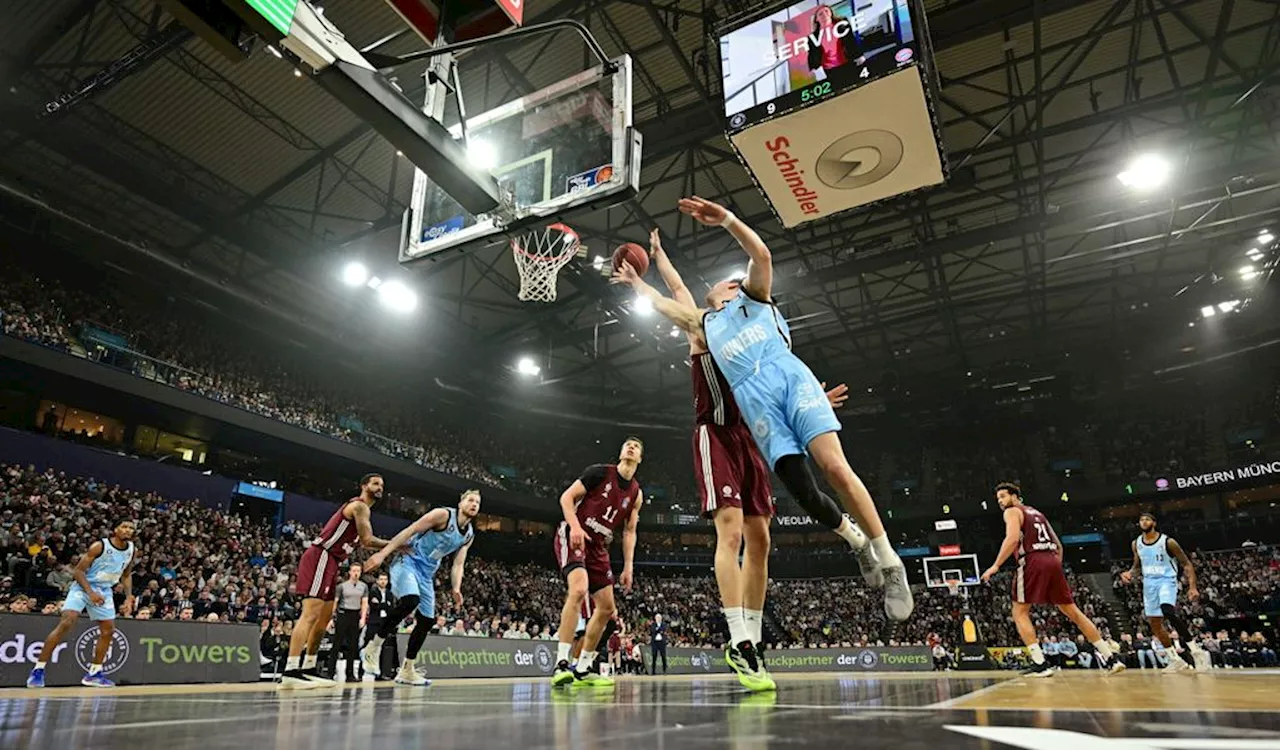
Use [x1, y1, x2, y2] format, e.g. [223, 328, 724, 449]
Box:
[295, 545, 341, 602]
[1012, 553, 1074, 605]
[694, 422, 774, 519]
[554, 522, 614, 592]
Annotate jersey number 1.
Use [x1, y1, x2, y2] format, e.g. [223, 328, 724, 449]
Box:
[602, 506, 619, 524]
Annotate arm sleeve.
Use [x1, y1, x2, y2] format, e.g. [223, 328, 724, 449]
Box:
[578, 465, 609, 494]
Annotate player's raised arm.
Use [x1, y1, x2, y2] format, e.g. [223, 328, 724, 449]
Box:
[619, 492, 643, 592]
[982, 507, 1024, 581]
[678, 196, 772, 301]
[450, 537, 473, 608]
[365, 507, 449, 571]
[611, 262, 704, 334]
[349, 501, 391, 550]
[1120, 540, 1140, 584]
[649, 229, 696, 308]
[1167, 538, 1199, 600]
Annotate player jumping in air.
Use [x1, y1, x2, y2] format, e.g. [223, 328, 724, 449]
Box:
[647, 228, 855, 691]
[280, 473, 390, 689]
[1119, 511, 1200, 673]
[360, 489, 479, 686]
[27, 520, 137, 688]
[981, 482, 1125, 677]
[551, 438, 644, 688]
[612, 197, 912, 622]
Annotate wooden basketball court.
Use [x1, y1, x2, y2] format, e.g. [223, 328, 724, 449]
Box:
[4, 670, 1279, 749]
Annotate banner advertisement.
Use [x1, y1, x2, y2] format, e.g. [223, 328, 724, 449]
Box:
[398, 636, 933, 678]
[955, 644, 994, 670]
[0, 613, 260, 687]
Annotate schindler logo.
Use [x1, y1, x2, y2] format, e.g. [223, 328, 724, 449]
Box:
[814, 130, 904, 190]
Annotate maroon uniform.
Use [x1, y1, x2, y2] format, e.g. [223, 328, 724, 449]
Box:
[691, 352, 773, 518]
[295, 501, 361, 601]
[1011, 504, 1073, 605]
[554, 464, 641, 592]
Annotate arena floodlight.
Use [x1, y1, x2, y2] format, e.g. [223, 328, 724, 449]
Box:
[341, 261, 369, 287]
[1218, 300, 1240, 313]
[377, 280, 418, 313]
[633, 295, 654, 316]
[516, 357, 541, 376]
[1259, 230, 1274, 244]
[1117, 153, 1171, 191]
[467, 139, 499, 171]
[1200, 306, 1216, 318]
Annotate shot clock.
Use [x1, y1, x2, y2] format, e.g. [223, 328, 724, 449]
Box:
[719, 0, 925, 132]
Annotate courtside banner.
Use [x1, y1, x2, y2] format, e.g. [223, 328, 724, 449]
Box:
[0, 613, 260, 687]
[651, 645, 933, 675]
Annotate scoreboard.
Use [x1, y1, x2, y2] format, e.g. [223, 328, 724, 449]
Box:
[716, 0, 947, 227]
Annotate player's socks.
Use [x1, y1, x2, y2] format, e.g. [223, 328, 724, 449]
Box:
[1091, 640, 1115, 661]
[1027, 644, 1046, 665]
[35, 661, 47, 670]
[575, 651, 597, 673]
[557, 642, 572, 663]
[724, 607, 751, 647]
[744, 610, 763, 648]
[88, 664, 103, 676]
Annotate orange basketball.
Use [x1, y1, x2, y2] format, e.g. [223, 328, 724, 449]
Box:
[612, 242, 649, 276]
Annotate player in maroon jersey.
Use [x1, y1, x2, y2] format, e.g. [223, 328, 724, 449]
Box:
[551, 438, 644, 688]
[981, 482, 1124, 677]
[280, 473, 391, 689]
[647, 229, 871, 691]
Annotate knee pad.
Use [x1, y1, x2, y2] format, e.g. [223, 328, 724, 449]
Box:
[400, 594, 421, 611]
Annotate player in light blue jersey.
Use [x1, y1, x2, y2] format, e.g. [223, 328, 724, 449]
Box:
[27, 520, 137, 688]
[361, 489, 479, 685]
[1120, 511, 1200, 673]
[613, 196, 912, 622]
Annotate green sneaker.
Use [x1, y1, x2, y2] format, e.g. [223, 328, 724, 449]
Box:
[726, 643, 775, 693]
[573, 671, 616, 688]
[551, 662, 576, 687]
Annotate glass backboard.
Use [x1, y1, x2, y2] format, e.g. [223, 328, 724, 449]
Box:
[922, 553, 981, 588]
[400, 55, 640, 264]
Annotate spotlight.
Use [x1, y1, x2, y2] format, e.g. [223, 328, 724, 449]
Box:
[516, 357, 541, 376]
[1248, 249, 1264, 261]
[341, 262, 368, 287]
[633, 295, 654, 316]
[1217, 300, 1240, 313]
[467, 139, 499, 171]
[1259, 230, 1274, 244]
[669, 327, 681, 338]
[1116, 153, 1171, 191]
[1239, 265, 1254, 277]
[1200, 306, 1216, 318]
[377, 280, 417, 313]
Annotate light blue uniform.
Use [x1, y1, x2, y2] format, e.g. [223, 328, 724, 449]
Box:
[1138, 533, 1179, 617]
[703, 290, 840, 468]
[62, 538, 134, 621]
[389, 509, 474, 618]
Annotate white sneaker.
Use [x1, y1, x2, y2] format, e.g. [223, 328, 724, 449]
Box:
[1106, 659, 1127, 675]
[360, 639, 383, 677]
[843, 516, 883, 587]
[302, 670, 336, 686]
[279, 673, 323, 690]
[881, 563, 914, 622]
[395, 664, 429, 686]
[1161, 657, 1191, 674]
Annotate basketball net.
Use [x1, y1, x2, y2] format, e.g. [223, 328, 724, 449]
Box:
[511, 222, 581, 302]
[945, 579, 961, 598]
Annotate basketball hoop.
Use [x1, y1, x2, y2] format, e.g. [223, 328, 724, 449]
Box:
[511, 222, 581, 302]
[945, 579, 961, 598]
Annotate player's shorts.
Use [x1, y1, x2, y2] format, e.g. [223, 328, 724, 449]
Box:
[1012, 553, 1074, 605]
[389, 558, 438, 618]
[732, 355, 842, 469]
[554, 522, 614, 593]
[1143, 578, 1178, 617]
[295, 544, 341, 602]
[694, 422, 774, 519]
[61, 583, 115, 621]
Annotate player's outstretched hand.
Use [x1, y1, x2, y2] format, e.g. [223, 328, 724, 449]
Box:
[452, 589, 464, 608]
[1119, 570, 1133, 584]
[364, 552, 386, 572]
[649, 228, 665, 259]
[677, 196, 729, 226]
[610, 261, 641, 287]
[981, 566, 998, 583]
[821, 382, 849, 409]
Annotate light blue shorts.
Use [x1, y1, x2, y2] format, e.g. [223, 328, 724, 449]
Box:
[732, 356, 842, 469]
[1143, 578, 1178, 617]
[389, 559, 438, 618]
[62, 584, 115, 621]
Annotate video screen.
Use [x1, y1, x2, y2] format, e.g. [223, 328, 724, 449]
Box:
[719, 0, 917, 120]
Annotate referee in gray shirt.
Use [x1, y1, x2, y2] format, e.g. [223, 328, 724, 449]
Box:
[331, 563, 368, 682]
